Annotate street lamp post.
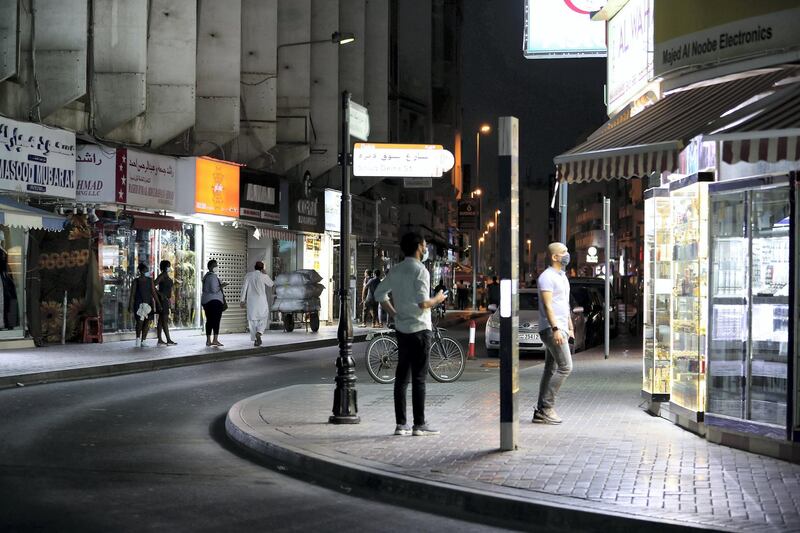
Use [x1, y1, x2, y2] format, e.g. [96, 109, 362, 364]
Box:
[526, 239, 532, 285]
[470, 187, 482, 310]
[330, 90, 359, 424]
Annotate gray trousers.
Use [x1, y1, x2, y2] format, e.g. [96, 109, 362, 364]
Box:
[537, 328, 573, 411]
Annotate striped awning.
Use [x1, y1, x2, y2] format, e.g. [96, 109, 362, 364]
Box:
[555, 69, 797, 183]
[705, 79, 800, 164]
[0, 196, 64, 231]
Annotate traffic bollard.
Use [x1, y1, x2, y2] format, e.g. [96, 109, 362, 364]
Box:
[468, 319, 476, 359]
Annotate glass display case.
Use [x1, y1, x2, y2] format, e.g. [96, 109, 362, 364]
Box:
[642, 188, 671, 401]
[669, 174, 711, 415]
[707, 177, 790, 433]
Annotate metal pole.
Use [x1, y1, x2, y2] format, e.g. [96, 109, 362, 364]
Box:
[559, 179, 568, 245]
[604, 196, 611, 360]
[472, 230, 477, 310]
[330, 91, 360, 424]
[498, 116, 519, 451]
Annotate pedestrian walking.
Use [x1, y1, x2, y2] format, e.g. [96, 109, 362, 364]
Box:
[374, 232, 447, 437]
[155, 260, 177, 345]
[201, 259, 228, 347]
[366, 269, 384, 327]
[488, 275, 501, 310]
[532, 242, 574, 425]
[434, 279, 448, 310]
[240, 261, 275, 347]
[129, 262, 161, 347]
[361, 269, 373, 325]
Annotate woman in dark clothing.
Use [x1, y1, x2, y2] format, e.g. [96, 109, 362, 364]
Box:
[129, 262, 161, 347]
[201, 259, 228, 347]
[155, 260, 177, 346]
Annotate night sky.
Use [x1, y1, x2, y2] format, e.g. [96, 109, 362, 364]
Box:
[461, 0, 608, 196]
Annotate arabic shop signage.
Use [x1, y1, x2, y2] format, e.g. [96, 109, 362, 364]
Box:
[76, 145, 177, 209]
[239, 170, 281, 223]
[194, 157, 240, 217]
[458, 199, 480, 230]
[289, 173, 324, 233]
[0, 116, 77, 199]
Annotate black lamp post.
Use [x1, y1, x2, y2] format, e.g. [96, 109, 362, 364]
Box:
[330, 90, 359, 424]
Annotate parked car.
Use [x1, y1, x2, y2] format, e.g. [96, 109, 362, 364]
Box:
[485, 288, 587, 357]
[568, 277, 618, 348]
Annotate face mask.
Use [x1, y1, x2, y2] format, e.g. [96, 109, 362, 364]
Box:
[559, 252, 570, 267]
[167, 267, 172, 273]
[421, 248, 429, 262]
[211, 267, 218, 274]
[141, 271, 149, 277]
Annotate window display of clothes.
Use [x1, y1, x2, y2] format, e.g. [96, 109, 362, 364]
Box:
[0, 245, 19, 329]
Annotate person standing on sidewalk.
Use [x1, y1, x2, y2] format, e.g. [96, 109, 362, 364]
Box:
[240, 261, 274, 347]
[360, 268, 373, 325]
[366, 269, 384, 327]
[129, 262, 160, 348]
[155, 260, 177, 346]
[533, 242, 574, 425]
[201, 259, 228, 347]
[374, 232, 447, 437]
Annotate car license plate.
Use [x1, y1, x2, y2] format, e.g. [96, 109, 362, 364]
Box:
[519, 333, 539, 342]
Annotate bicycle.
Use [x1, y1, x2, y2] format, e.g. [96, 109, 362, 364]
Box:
[364, 307, 466, 384]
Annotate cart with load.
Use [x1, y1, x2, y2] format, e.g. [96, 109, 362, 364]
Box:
[273, 269, 325, 332]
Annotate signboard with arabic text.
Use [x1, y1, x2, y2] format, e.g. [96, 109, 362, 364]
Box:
[353, 143, 455, 178]
[0, 116, 76, 199]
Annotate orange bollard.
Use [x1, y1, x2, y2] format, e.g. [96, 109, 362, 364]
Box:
[468, 319, 476, 359]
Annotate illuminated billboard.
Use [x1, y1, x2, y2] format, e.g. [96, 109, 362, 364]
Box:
[523, 0, 607, 59]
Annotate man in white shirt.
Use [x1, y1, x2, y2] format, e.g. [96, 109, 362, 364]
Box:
[374, 232, 447, 437]
[240, 261, 275, 346]
[533, 242, 574, 425]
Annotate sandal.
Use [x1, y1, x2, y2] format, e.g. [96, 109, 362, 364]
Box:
[212, 341, 224, 347]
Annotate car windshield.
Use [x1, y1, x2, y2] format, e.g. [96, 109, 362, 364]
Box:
[519, 292, 538, 310]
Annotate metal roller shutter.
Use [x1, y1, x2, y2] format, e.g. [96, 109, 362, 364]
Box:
[204, 224, 248, 333]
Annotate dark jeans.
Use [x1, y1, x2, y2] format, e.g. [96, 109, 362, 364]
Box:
[203, 300, 224, 336]
[394, 329, 432, 426]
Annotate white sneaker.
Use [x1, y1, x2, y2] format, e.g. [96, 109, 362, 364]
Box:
[139, 340, 148, 347]
[134, 338, 141, 348]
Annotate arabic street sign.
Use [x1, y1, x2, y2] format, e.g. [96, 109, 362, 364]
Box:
[348, 100, 370, 141]
[353, 143, 455, 178]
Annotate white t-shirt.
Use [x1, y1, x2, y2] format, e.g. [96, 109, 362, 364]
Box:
[537, 266, 570, 333]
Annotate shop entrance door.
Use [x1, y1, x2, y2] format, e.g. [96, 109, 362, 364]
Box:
[204, 224, 248, 334]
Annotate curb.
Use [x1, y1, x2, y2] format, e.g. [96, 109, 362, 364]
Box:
[225, 389, 714, 533]
[0, 313, 481, 390]
[0, 335, 367, 390]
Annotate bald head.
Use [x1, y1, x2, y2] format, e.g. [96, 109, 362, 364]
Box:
[548, 242, 569, 270]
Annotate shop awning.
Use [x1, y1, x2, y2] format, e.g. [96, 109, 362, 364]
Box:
[705, 78, 800, 164]
[554, 69, 796, 183]
[131, 213, 183, 232]
[0, 196, 64, 231]
[256, 226, 295, 241]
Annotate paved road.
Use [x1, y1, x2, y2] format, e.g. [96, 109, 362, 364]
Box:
[0, 318, 523, 532]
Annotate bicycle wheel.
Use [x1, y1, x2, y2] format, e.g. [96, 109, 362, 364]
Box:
[365, 336, 399, 384]
[428, 336, 465, 383]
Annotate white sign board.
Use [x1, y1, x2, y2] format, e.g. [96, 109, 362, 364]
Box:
[348, 100, 370, 141]
[353, 143, 455, 178]
[125, 149, 177, 210]
[607, 0, 654, 114]
[524, 0, 607, 59]
[0, 116, 77, 198]
[324, 188, 342, 232]
[76, 145, 117, 203]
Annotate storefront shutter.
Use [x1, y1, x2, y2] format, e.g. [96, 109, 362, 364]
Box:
[204, 224, 248, 333]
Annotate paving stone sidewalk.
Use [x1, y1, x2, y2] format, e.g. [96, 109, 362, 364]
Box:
[227, 341, 800, 532]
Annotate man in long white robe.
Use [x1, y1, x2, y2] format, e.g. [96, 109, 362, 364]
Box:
[240, 261, 275, 346]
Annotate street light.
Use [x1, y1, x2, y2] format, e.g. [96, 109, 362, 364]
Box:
[473, 124, 491, 310]
[278, 31, 356, 50]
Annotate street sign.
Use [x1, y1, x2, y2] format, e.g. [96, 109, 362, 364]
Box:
[348, 100, 370, 141]
[458, 198, 480, 230]
[403, 178, 433, 188]
[353, 143, 455, 178]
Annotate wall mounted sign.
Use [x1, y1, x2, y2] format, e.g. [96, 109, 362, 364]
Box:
[194, 157, 240, 217]
[353, 143, 455, 178]
[239, 170, 281, 223]
[523, 0, 607, 59]
[0, 116, 76, 199]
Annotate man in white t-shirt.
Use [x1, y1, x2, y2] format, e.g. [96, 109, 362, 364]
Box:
[533, 242, 574, 425]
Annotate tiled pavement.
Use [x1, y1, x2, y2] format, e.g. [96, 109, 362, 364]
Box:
[228, 341, 800, 532]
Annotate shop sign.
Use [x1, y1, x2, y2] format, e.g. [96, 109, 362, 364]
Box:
[458, 199, 480, 230]
[523, 0, 606, 59]
[348, 100, 370, 141]
[76, 145, 116, 203]
[353, 143, 454, 178]
[654, 0, 800, 77]
[289, 173, 324, 233]
[324, 189, 342, 233]
[0, 116, 76, 198]
[194, 157, 240, 217]
[607, 0, 654, 114]
[239, 170, 281, 223]
[76, 145, 177, 210]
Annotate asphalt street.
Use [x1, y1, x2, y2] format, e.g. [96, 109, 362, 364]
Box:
[0, 316, 542, 532]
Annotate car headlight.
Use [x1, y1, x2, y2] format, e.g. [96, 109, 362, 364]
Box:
[487, 314, 500, 328]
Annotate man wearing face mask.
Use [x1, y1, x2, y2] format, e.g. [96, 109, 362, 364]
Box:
[375, 232, 447, 436]
[533, 242, 574, 425]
